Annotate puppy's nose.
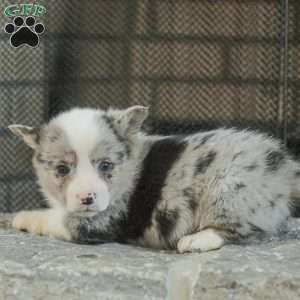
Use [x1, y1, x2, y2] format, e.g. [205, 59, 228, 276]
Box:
[78, 192, 96, 206]
[81, 196, 94, 206]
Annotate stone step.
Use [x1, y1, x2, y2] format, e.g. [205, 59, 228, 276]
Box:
[1, 215, 300, 299]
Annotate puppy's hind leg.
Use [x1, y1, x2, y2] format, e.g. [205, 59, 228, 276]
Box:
[177, 227, 240, 253]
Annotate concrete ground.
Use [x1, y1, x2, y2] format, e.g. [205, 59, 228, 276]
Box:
[1, 214, 300, 300]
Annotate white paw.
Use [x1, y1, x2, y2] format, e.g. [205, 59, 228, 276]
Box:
[177, 235, 194, 253]
[12, 209, 71, 241]
[177, 229, 225, 253]
[13, 211, 44, 235]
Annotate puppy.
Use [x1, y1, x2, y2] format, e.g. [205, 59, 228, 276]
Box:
[8, 106, 300, 252]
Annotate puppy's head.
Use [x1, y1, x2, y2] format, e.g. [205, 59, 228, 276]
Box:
[9, 106, 148, 213]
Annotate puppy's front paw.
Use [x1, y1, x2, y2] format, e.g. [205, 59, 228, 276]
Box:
[13, 210, 46, 235]
[13, 209, 71, 241]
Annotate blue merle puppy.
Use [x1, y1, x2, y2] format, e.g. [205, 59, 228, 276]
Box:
[8, 106, 300, 253]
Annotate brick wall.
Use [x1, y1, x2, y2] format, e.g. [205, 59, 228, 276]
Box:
[39, 0, 299, 136]
[128, 1, 284, 129]
[0, 0, 299, 211]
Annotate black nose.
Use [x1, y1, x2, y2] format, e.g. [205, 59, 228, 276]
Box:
[81, 196, 94, 205]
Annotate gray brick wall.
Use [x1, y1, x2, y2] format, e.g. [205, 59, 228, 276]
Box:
[0, 0, 299, 211]
[126, 1, 287, 128]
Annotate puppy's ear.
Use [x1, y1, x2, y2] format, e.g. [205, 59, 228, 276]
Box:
[122, 106, 149, 135]
[108, 106, 149, 137]
[8, 125, 40, 149]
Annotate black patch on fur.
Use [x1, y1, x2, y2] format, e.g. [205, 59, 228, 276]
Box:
[156, 209, 179, 239]
[107, 211, 130, 243]
[289, 194, 300, 218]
[67, 208, 130, 244]
[235, 183, 246, 190]
[193, 133, 215, 150]
[125, 137, 187, 240]
[200, 133, 215, 145]
[102, 115, 131, 157]
[248, 222, 264, 234]
[294, 170, 300, 177]
[265, 150, 285, 172]
[195, 151, 216, 174]
[183, 187, 198, 212]
[233, 222, 243, 228]
[69, 217, 110, 244]
[269, 200, 275, 208]
[244, 164, 258, 171]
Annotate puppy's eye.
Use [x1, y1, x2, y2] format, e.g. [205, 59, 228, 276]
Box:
[98, 160, 113, 173]
[56, 165, 70, 176]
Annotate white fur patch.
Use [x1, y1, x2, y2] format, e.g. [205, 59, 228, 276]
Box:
[13, 209, 71, 241]
[53, 108, 102, 155]
[177, 229, 225, 253]
[51, 108, 111, 212]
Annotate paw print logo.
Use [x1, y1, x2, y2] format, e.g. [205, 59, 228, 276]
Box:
[4, 16, 45, 48]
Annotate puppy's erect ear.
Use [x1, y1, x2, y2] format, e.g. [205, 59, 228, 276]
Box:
[8, 125, 40, 149]
[123, 106, 149, 135]
[110, 106, 149, 137]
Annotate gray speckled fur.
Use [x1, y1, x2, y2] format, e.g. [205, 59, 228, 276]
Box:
[63, 124, 300, 248]
[66, 129, 300, 249]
